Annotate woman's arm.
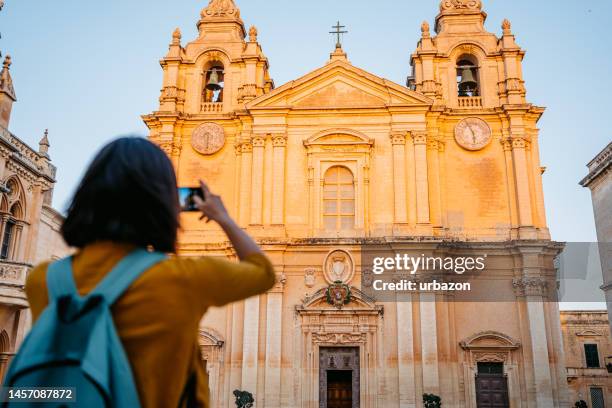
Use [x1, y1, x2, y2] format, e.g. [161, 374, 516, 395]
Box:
[187, 181, 275, 307]
[193, 180, 262, 260]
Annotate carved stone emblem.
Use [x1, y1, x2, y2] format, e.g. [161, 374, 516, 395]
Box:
[326, 281, 352, 309]
[304, 268, 316, 288]
[361, 268, 374, 288]
[191, 123, 225, 155]
[323, 249, 354, 284]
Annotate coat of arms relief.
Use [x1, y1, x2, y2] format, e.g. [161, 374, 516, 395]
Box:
[323, 249, 354, 284]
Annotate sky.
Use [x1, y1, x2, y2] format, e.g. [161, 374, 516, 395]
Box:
[1, 0, 610, 244]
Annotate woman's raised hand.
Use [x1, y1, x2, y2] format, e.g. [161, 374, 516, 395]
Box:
[193, 180, 231, 225]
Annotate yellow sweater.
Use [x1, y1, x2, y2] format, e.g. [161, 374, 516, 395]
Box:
[25, 241, 276, 408]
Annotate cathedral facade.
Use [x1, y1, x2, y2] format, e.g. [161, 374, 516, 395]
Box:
[144, 1, 568, 407]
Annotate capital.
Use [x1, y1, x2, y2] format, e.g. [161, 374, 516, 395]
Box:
[239, 142, 253, 153]
[272, 134, 287, 147]
[252, 135, 266, 147]
[390, 133, 406, 145]
[411, 131, 428, 145]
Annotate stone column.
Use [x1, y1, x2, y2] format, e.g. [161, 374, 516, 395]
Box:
[11, 223, 23, 262]
[271, 135, 287, 226]
[307, 165, 315, 235]
[412, 132, 430, 225]
[510, 138, 534, 235]
[0, 354, 9, 382]
[513, 273, 554, 407]
[264, 274, 285, 408]
[396, 297, 416, 407]
[501, 139, 519, 233]
[228, 301, 245, 401]
[419, 292, 439, 395]
[238, 142, 253, 227]
[250, 136, 266, 225]
[529, 137, 548, 231]
[0, 215, 8, 251]
[406, 136, 417, 226]
[241, 296, 260, 395]
[391, 133, 408, 224]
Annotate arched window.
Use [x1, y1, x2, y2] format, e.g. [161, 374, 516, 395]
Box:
[0, 179, 24, 261]
[0, 218, 15, 260]
[456, 55, 480, 97]
[323, 166, 355, 231]
[0, 203, 20, 260]
[203, 63, 225, 103]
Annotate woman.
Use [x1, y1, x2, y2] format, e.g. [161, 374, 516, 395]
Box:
[25, 137, 275, 407]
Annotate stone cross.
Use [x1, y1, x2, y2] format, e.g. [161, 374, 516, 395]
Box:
[329, 21, 348, 48]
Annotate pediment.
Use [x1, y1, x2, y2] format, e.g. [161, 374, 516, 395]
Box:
[460, 331, 521, 350]
[296, 287, 383, 313]
[304, 129, 374, 147]
[576, 329, 603, 337]
[247, 60, 433, 110]
[293, 79, 386, 108]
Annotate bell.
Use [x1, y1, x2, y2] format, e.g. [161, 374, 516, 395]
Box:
[458, 67, 478, 95]
[206, 69, 222, 91]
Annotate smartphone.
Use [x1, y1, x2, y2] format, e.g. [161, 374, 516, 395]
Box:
[178, 187, 204, 212]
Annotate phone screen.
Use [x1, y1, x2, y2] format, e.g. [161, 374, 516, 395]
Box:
[178, 187, 204, 212]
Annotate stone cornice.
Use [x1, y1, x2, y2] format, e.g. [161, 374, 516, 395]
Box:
[580, 142, 611, 188]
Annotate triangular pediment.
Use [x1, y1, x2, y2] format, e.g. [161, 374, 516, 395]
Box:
[294, 79, 386, 108]
[247, 59, 433, 110]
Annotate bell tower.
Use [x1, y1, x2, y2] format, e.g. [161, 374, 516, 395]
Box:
[410, 0, 549, 241]
[143, 0, 273, 168]
[411, 0, 527, 108]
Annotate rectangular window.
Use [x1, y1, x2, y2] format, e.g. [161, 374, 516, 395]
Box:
[0, 220, 15, 260]
[584, 344, 600, 368]
[590, 387, 605, 408]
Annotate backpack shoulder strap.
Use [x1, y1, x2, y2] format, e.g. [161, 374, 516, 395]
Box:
[91, 249, 167, 305]
[46, 256, 79, 301]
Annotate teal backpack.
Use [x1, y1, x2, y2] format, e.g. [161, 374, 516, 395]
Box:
[2, 249, 166, 408]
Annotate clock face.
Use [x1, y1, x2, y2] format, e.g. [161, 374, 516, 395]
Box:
[454, 117, 492, 151]
[191, 122, 226, 155]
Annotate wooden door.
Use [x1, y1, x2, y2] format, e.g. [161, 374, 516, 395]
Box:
[319, 347, 360, 408]
[327, 370, 352, 408]
[476, 374, 510, 408]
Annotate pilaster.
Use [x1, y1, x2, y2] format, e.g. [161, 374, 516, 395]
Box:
[390, 133, 408, 225]
[238, 141, 253, 227]
[271, 134, 287, 226]
[241, 295, 260, 395]
[508, 137, 536, 238]
[397, 297, 416, 407]
[264, 273, 286, 408]
[412, 131, 431, 227]
[250, 135, 266, 226]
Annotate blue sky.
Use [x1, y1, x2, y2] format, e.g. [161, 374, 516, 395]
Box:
[1, 0, 610, 245]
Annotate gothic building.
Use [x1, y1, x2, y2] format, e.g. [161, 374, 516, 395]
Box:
[144, 0, 568, 406]
[0, 52, 68, 378]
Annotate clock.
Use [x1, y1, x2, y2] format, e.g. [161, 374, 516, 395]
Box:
[191, 122, 226, 155]
[454, 117, 492, 151]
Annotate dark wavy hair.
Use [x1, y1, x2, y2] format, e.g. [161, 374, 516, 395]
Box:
[62, 137, 179, 253]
